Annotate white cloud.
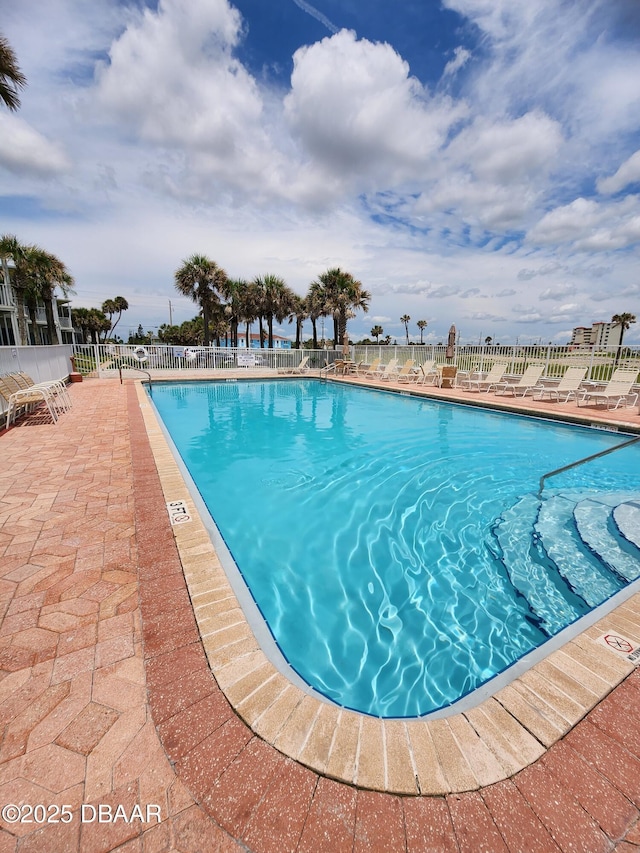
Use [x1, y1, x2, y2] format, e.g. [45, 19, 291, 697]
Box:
[598, 149, 640, 195]
[284, 30, 467, 191]
[538, 283, 577, 301]
[0, 114, 70, 177]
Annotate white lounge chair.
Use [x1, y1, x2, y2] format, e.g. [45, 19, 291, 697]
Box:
[414, 361, 439, 385]
[495, 364, 546, 397]
[534, 367, 587, 403]
[461, 362, 509, 392]
[11, 372, 72, 412]
[381, 359, 413, 382]
[0, 375, 59, 428]
[578, 369, 639, 410]
[372, 359, 398, 380]
[278, 355, 309, 375]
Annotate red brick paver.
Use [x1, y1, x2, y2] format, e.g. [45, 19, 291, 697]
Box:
[0, 377, 639, 852]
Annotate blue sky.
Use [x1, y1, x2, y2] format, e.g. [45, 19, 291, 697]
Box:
[1, 0, 639, 344]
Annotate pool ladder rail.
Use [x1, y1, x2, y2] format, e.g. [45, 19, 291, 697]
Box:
[538, 434, 640, 499]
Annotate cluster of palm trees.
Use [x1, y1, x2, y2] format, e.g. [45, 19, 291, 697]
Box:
[370, 316, 428, 345]
[71, 297, 129, 344]
[173, 255, 370, 348]
[0, 234, 75, 345]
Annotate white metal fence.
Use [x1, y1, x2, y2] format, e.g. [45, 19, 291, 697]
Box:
[66, 342, 640, 383]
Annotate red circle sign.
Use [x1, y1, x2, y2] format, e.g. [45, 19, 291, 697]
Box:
[604, 634, 634, 653]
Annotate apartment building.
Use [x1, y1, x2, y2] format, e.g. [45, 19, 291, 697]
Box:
[570, 321, 623, 348]
[0, 260, 75, 346]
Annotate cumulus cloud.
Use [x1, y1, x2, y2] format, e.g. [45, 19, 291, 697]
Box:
[0, 114, 70, 177]
[538, 283, 577, 300]
[598, 149, 640, 194]
[93, 0, 282, 197]
[284, 30, 467, 189]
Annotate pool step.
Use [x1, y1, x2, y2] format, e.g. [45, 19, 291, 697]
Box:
[613, 501, 640, 551]
[490, 495, 589, 636]
[573, 498, 640, 584]
[492, 491, 640, 636]
[534, 495, 624, 607]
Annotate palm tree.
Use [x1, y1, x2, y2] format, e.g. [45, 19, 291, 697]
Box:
[288, 293, 308, 349]
[370, 324, 383, 342]
[0, 234, 29, 344]
[306, 281, 325, 348]
[400, 314, 411, 345]
[314, 268, 370, 345]
[611, 313, 636, 351]
[101, 295, 129, 340]
[220, 278, 246, 348]
[237, 280, 261, 348]
[174, 255, 227, 347]
[254, 274, 291, 348]
[31, 248, 74, 343]
[417, 320, 428, 344]
[0, 35, 26, 112]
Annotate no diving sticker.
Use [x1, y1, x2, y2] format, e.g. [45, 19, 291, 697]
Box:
[597, 633, 640, 665]
[166, 500, 192, 525]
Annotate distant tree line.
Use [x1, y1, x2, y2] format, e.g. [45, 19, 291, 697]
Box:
[171, 256, 371, 349]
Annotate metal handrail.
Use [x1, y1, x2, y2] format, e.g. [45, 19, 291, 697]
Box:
[118, 364, 152, 391]
[538, 434, 640, 498]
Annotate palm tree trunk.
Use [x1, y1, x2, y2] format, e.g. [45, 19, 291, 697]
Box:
[14, 286, 29, 345]
[202, 302, 211, 347]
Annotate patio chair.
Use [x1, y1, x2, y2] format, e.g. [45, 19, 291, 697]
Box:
[362, 358, 382, 376]
[12, 372, 72, 411]
[414, 361, 439, 385]
[438, 365, 458, 388]
[0, 375, 59, 429]
[578, 369, 639, 410]
[494, 364, 546, 397]
[278, 356, 309, 375]
[533, 367, 587, 403]
[373, 358, 399, 380]
[461, 362, 509, 392]
[381, 359, 413, 381]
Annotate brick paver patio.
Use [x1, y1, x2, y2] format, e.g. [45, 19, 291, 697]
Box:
[0, 377, 639, 852]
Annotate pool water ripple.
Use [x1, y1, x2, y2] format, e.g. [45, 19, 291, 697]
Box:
[150, 379, 640, 717]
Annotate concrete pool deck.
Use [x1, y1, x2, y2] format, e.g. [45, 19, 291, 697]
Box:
[1, 374, 639, 851]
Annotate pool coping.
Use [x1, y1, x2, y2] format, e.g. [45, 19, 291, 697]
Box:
[134, 378, 640, 796]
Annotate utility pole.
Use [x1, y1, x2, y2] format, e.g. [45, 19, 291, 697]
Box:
[169, 300, 173, 325]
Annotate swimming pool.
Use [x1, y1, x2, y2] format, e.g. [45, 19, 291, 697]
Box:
[149, 379, 640, 717]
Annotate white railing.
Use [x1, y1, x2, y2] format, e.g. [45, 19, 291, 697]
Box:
[0, 281, 13, 308]
[71, 344, 337, 376]
[351, 344, 640, 382]
[69, 342, 640, 382]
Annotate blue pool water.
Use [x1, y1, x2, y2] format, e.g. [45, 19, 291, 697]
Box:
[149, 380, 640, 717]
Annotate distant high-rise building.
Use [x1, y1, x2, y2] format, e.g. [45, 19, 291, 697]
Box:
[570, 321, 623, 348]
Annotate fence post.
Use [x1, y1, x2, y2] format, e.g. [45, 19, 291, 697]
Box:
[94, 344, 102, 378]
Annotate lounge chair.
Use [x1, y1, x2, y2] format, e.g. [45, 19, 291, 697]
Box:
[494, 364, 546, 397]
[381, 359, 413, 382]
[533, 367, 587, 403]
[11, 372, 72, 411]
[278, 356, 309, 375]
[367, 358, 398, 380]
[461, 362, 509, 392]
[578, 369, 639, 410]
[414, 361, 439, 385]
[362, 358, 382, 376]
[0, 375, 59, 429]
